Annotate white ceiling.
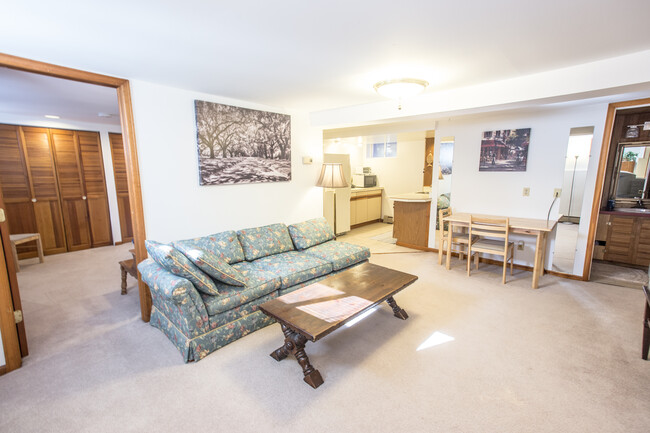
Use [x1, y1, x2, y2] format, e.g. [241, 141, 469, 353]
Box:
[1, 0, 650, 114]
[0, 68, 120, 125]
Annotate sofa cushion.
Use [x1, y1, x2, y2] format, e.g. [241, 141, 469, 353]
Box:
[201, 262, 281, 316]
[173, 243, 245, 286]
[249, 250, 332, 289]
[302, 240, 370, 271]
[288, 217, 335, 250]
[208, 292, 278, 329]
[237, 223, 294, 261]
[173, 230, 245, 264]
[145, 240, 221, 296]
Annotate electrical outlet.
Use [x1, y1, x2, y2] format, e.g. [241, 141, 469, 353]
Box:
[517, 241, 524, 251]
[554, 188, 562, 198]
[522, 187, 530, 197]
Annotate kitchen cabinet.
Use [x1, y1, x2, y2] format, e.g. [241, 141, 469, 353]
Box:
[599, 211, 650, 266]
[350, 187, 383, 227]
[391, 196, 431, 248]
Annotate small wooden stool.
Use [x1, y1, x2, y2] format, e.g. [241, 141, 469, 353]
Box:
[10, 233, 44, 272]
[119, 249, 137, 295]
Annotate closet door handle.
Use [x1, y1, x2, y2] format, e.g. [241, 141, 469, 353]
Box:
[82, 196, 87, 200]
[31, 198, 37, 203]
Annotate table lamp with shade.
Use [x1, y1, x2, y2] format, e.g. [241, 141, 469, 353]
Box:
[316, 163, 348, 233]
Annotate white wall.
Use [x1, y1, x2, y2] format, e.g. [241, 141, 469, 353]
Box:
[0, 114, 124, 244]
[364, 133, 425, 218]
[431, 103, 608, 275]
[129, 80, 323, 242]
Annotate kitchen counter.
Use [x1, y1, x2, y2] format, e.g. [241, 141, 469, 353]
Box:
[389, 192, 432, 202]
[601, 209, 650, 217]
[351, 186, 383, 192]
[392, 197, 431, 249]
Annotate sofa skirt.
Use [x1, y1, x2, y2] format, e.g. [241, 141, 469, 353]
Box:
[151, 307, 275, 362]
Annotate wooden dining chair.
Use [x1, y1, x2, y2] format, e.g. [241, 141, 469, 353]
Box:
[641, 286, 650, 361]
[467, 215, 514, 284]
[438, 208, 477, 266]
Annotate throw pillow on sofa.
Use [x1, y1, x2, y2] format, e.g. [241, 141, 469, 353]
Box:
[173, 230, 245, 264]
[145, 240, 221, 296]
[288, 217, 335, 250]
[174, 243, 245, 286]
[237, 223, 294, 261]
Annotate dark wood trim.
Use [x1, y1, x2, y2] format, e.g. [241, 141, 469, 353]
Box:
[0, 190, 22, 372]
[583, 97, 650, 281]
[545, 269, 585, 280]
[116, 82, 150, 321]
[0, 52, 125, 87]
[350, 219, 382, 229]
[0, 53, 150, 322]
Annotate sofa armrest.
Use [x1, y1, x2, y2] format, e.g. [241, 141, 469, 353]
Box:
[138, 259, 210, 337]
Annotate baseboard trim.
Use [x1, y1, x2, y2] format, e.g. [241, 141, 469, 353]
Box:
[395, 241, 434, 252]
[351, 219, 382, 229]
[395, 243, 584, 282]
[0, 365, 6, 376]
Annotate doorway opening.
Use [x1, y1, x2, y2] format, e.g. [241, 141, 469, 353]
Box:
[586, 99, 650, 288]
[0, 53, 146, 375]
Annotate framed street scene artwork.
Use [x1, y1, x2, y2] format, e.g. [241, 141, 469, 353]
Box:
[195, 100, 291, 185]
[479, 128, 531, 172]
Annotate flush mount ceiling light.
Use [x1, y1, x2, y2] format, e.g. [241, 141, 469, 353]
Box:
[44, 114, 60, 119]
[373, 78, 428, 110]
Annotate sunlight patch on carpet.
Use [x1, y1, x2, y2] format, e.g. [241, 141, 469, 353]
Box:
[416, 331, 455, 351]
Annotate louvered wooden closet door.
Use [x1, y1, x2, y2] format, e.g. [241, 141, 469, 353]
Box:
[0, 125, 39, 257]
[77, 131, 112, 247]
[20, 127, 67, 254]
[109, 133, 133, 243]
[50, 129, 91, 251]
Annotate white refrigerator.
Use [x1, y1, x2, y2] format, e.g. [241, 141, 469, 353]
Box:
[323, 153, 351, 235]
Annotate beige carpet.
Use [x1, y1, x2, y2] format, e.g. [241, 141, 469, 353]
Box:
[1, 234, 649, 433]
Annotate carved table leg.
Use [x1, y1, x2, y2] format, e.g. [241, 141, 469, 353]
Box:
[269, 323, 324, 389]
[270, 324, 294, 361]
[120, 264, 127, 295]
[386, 296, 408, 320]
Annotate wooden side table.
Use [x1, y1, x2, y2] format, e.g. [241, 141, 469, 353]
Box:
[119, 249, 137, 295]
[10, 233, 44, 272]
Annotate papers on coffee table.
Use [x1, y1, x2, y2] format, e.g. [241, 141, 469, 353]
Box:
[297, 296, 373, 323]
[278, 283, 344, 304]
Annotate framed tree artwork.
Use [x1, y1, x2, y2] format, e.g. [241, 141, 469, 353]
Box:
[194, 100, 291, 185]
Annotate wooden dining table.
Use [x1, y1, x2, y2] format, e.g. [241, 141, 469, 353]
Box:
[442, 212, 558, 289]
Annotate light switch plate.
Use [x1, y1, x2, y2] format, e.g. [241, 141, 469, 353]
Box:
[302, 156, 313, 164]
[523, 187, 530, 197]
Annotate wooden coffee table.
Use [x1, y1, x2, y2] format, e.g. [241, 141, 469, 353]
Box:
[259, 262, 417, 389]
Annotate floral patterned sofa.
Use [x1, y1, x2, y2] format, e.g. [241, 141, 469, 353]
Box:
[137, 218, 370, 362]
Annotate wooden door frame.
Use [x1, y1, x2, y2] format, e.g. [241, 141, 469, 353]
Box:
[582, 97, 650, 280]
[0, 54, 150, 328]
[0, 189, 23, 373]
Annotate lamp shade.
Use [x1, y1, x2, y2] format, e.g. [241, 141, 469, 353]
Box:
[316, 163, 347, 188]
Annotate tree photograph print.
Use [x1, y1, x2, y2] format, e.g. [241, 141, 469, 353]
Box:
[194, 100, 291, 185]
[479, 128, 531, 172]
